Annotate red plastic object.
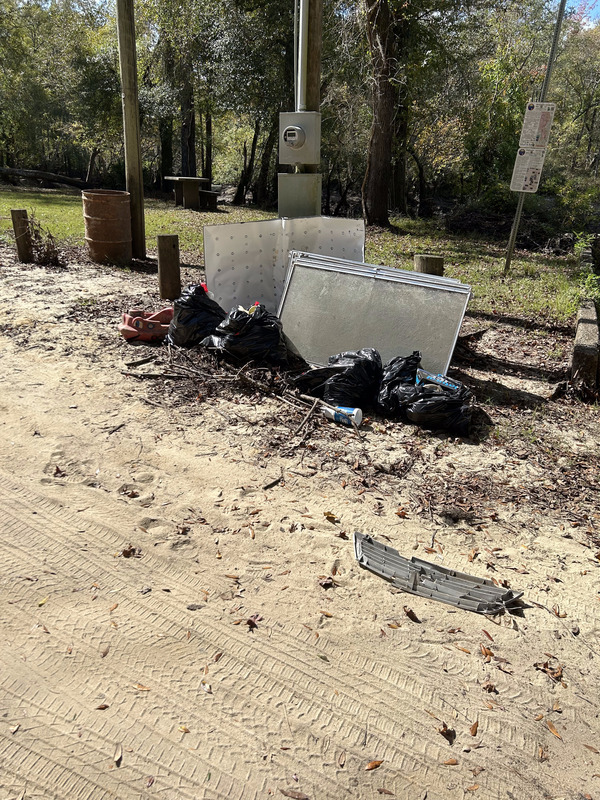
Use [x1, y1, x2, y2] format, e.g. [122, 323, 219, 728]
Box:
[118, 307, 174, 342]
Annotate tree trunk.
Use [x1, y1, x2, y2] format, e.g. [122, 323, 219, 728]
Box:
[233, 119, 260, 205]
[361, 0, 397, 227]
[86, 147, 99, 184]
[0, 166, 91, 189]
[180, 70, 196, 176]
[254, 115, 278, 207]
[158, 117, 173, 189]
[205, 111, 213, 186]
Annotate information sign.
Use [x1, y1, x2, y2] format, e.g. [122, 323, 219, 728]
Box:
[519, 102, 556, 148]
[510, 147, 547, 193]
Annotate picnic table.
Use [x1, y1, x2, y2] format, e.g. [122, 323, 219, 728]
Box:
[164, 176, 210, 211]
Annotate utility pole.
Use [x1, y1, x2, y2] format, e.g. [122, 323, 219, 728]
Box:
[116, 0, 146, 259]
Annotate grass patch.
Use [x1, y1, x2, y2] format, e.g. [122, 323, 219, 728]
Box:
[0, 187, 584, 323]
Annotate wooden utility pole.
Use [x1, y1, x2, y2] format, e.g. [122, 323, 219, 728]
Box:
[116, 0, 146, 259]
[304, 0, 323, 175]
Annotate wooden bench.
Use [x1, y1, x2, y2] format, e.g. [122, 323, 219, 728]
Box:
[199, 189, 219, 211]
[164, 176, 210, 211]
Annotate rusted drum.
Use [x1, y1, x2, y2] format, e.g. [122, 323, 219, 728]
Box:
[82, 189, 132, 265]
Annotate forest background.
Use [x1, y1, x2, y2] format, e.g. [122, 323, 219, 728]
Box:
[1, 0, 599, 247]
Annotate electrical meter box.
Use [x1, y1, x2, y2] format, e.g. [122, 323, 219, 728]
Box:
[279, 111, 321, 165]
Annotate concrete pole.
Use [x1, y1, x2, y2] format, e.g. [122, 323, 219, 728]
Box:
[116, 0, 146, 259]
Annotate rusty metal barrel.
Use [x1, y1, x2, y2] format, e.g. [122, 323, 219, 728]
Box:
[82, 189, 132, 265]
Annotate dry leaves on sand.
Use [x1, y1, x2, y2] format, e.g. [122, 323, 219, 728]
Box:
[279, 790, 309, 800]
[365, 760, 384, 771]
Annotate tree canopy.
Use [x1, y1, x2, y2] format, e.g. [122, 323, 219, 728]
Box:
[1, 0, 598, 240]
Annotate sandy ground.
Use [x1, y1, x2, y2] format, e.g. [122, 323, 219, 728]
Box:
[0, 243, 599, 800]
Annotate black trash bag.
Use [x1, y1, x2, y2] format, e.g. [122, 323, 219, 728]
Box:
[167, 284, 227, 348]
[291, 365, 349, 398]
[377, 351, 422, 416]
[322, 348, 383, 408]
[405, 383, 473, 437]
[201, 303, 289, 366]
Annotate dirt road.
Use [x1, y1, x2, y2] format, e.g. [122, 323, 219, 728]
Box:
[1, 247, 599, 800]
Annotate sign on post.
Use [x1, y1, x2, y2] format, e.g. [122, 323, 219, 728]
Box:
[509, 102, 556, 194]
[510, 147, 548, 193]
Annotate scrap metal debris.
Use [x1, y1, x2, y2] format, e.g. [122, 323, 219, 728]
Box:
[353, 532, 523, 615]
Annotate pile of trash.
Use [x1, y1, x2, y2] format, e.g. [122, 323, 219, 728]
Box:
[119, 284, 473, 437]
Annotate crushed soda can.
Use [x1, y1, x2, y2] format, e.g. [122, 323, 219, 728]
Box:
[416, 369, 462, 391]
[322, 406, 363, 427]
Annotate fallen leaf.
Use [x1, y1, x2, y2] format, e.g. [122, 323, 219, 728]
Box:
[455, 646, 471, 654]
[584, 744, 599, 754]
[466, 785, 479, 792]
[546, 719, 562, 740]
[365, 760, 383, 771]
[403, 606, 420, 623]
[324, 511, 340, 523]
[100, 644, 110, 658]
[109, 603, 118, 613]
[338, 750, 346, 767]
[178, 725, 190, 733]
[534, 714, 544, 721]
[377, 790, 395, 796]
[482, 629, 494, 642]
[200, 681, 212, 694]
[96, 704, 109, 710]
[113, 742, 123, 767]
[146, 777, 155, 787]
[538, 745, 549, 762]
[482, 682, 497, 693]
[552, 605, 567, 618]
[278, 790, 309, 800]
[319, 610, 333, 618]
[9, 724, 20, 734]
[213, 652, 223, 662]
[133, 683, 150, 691]
[38, 597, 48, 607]
[552, 701, 562, 712]
[470, 721, 478, 736]
[443, 758, 459, 765]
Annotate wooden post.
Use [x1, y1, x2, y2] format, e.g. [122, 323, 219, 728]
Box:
[304, 0, 323, 176]
[157, 235, 181, 300]
[414, 253, 444, 276]
[116, 0, 146, 260]
[11, 209, 33, 263]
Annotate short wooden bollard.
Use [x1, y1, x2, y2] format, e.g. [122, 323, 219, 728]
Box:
[414, 253, 444, 276]
[11, 209, 34, 263]
[157, 235, 181, 300]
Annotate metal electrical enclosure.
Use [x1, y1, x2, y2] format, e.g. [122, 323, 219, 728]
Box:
[279, 112, 321, 165]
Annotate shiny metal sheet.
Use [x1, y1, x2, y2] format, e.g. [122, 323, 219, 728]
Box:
[278, 253, 471, 374]
[203, 217, 365, 313]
